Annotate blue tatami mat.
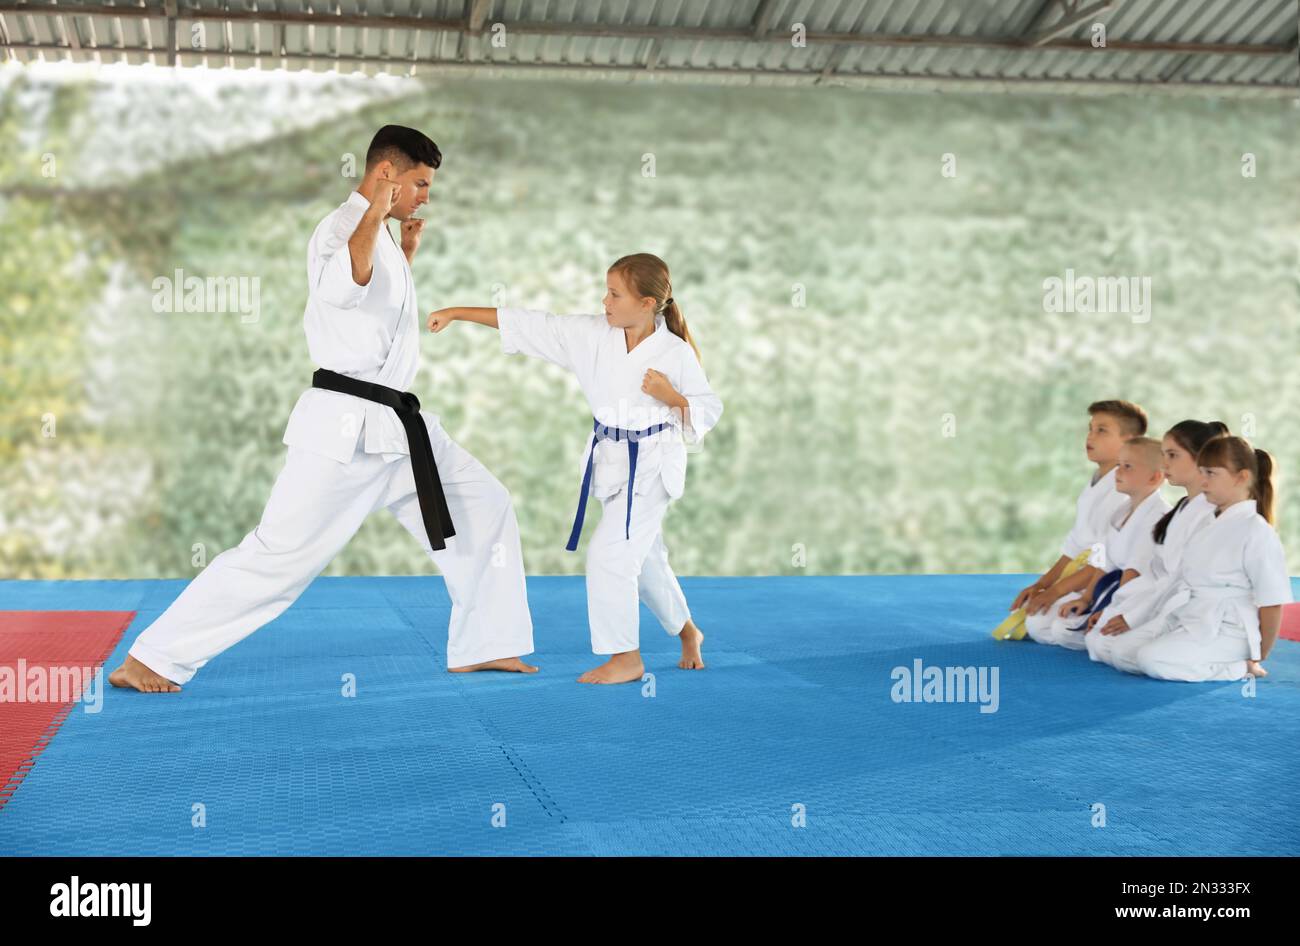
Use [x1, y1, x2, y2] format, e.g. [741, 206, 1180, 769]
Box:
[1, 574, 1297, 856]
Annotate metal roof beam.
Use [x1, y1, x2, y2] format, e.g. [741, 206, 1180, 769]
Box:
[467, 0, 489, 34]
[816, 45, 849, 85]
[0, 5, 1290, 58]
[643, 36, 662, 71]
[751, 0, 777, 40]
[61, 13, 81, 51]
[459, 0, 488, 61]
[163, 0, 175, 66]
[1024, 1, 1117, 47]
[1, 41, 1293, 98]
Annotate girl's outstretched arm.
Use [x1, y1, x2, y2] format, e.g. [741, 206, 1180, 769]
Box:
[428, 306, 498, 332]
[461, 306, 604, 374]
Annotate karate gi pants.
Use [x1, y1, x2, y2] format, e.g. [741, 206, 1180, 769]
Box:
[1024, 591, 1089, 651]
[1135, 625, 1251, 682]
[585, 477, 691, 654]
[128, 416, 533, 684]
[1085, 618, 1167, 673]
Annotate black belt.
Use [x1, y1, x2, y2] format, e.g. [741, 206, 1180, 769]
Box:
[311, 368, 456, 550]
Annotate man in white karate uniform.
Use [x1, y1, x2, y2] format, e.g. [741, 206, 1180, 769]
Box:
[110, 125, 536, 692]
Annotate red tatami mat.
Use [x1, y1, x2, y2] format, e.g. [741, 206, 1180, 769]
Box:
[1282, 603, 1300, 643]
[0, 610, 134, 808]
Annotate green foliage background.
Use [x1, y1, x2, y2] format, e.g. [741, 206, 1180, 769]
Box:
[2, 66, 1297, 579]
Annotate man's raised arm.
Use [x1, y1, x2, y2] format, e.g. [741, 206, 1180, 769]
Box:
[348, 179, 401, 287]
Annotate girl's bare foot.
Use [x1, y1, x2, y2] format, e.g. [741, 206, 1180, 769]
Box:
[449, 656, 538, 673]
[678, 621, 705, 670]
[107, 655, 182, 693]
[577, 651, 644, 684]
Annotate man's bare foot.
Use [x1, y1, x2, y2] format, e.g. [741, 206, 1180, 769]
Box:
[449, 656, 538, 674]
[577, 651, 644, 684]
[1246, 659, 1269, 678]
[678, 621, 705, 670]
[108, 655, 182, 693]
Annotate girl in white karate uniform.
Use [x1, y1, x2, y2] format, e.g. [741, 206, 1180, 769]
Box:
[427, 253, 724, 684]
[1087, 420, 1226, 672]
[1131, 436, 1291, 682]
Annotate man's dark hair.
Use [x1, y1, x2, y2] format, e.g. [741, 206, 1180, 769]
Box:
[365, 125, 442, 172]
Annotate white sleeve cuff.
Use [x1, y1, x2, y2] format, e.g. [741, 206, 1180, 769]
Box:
[497, 306, 525, 355]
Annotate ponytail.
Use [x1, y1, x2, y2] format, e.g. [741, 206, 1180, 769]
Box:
[1254, 448, 1277, 525]
[661, 298, 701, 362]
[1152, 496, 1188, 545]
[610, 251, 702, 361]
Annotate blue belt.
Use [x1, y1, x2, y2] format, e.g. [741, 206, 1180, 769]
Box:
[1067, 568, 1123, 631]
[566, 417, 671, 551]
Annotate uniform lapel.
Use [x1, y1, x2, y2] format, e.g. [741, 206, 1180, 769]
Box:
[623, 315, 671, 363]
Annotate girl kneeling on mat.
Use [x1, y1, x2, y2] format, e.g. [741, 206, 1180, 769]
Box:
[1132, 435, 1291, 682]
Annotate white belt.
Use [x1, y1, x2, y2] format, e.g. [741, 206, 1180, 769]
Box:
[1172, 586, 1261, 659]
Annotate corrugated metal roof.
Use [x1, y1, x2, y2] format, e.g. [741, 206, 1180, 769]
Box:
[1, 0, 1296, 95]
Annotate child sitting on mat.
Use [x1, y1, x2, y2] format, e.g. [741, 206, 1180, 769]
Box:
[1087, 420, 1226, 672]
[1032, 437, 1170, 649]
[1133, 435, 1292, 681]
[995, 399, 1146, 642]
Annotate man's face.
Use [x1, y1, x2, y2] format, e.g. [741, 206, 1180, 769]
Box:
[381, 161, 435, 220]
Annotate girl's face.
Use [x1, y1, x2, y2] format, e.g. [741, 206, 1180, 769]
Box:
[1198, 464, 1251, 508]
[603, 269, 656, 329]
[1161, 435, 1200, 488]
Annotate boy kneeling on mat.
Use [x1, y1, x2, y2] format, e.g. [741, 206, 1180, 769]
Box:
[993, 400, 1148, 643]
[1029, 437, 1170, 649]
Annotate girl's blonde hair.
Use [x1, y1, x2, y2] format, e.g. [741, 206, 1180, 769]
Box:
[608, 253, 700, 361]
